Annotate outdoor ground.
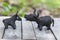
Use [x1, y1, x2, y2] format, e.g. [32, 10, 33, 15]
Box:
[0, 16, 60, 40]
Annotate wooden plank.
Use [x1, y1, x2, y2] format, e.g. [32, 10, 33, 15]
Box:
[0, 17, 10, 39]
[3, 21, 21, 39]
[22, 19, 36, 40]
[0, 17, 6, 39]
[0, 17, 21, 40]
[51, 19, 60, 40]
[32, 22, 55, 40]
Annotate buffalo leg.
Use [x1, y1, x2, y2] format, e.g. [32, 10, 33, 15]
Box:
[38, 25, 42, 31]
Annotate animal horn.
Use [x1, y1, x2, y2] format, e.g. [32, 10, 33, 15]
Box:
[32, 7, 36, 14]
[16, 10, 19, 15]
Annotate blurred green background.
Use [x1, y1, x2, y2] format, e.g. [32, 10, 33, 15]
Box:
[0, 0, 60, 17]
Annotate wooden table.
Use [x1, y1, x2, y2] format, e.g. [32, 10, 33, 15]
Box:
[0, 17, 60, 40]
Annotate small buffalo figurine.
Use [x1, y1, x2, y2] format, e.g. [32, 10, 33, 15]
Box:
[3, 11, 21, 29]
[36, 16, 54, 30]
[2, 11, 22, 39]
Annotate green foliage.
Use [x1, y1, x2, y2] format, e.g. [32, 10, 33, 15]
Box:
[19, 12, 25, 17]
[24, 7, 29, 12]
[19, 2, 24, 8]
[2, 11, 9, 16]
[29, 1, 35, 6]
[2, 2, 10, 16]
[33, 0, 42, 4]
[2, 0, 60, 17]
[2, 2, 9, 7]
[10, 6, 18, 13]
[45, 0, 60, 9]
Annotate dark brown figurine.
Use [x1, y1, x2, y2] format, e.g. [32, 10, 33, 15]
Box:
[2, 11, 21, 38]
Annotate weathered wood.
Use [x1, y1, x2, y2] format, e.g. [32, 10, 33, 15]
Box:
[51, 19, 60, 40]
[0, 17, 5, 39]
[3, 21, 21, 39]
[22, 20, 36, 40]
[0, 17, 21, 40]
[0, 17, 60, 40]
[32, 22, 55, 40]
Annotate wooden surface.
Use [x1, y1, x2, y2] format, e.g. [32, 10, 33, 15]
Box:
[22, 21, 36, 40]
[0, 17, 60, 40]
